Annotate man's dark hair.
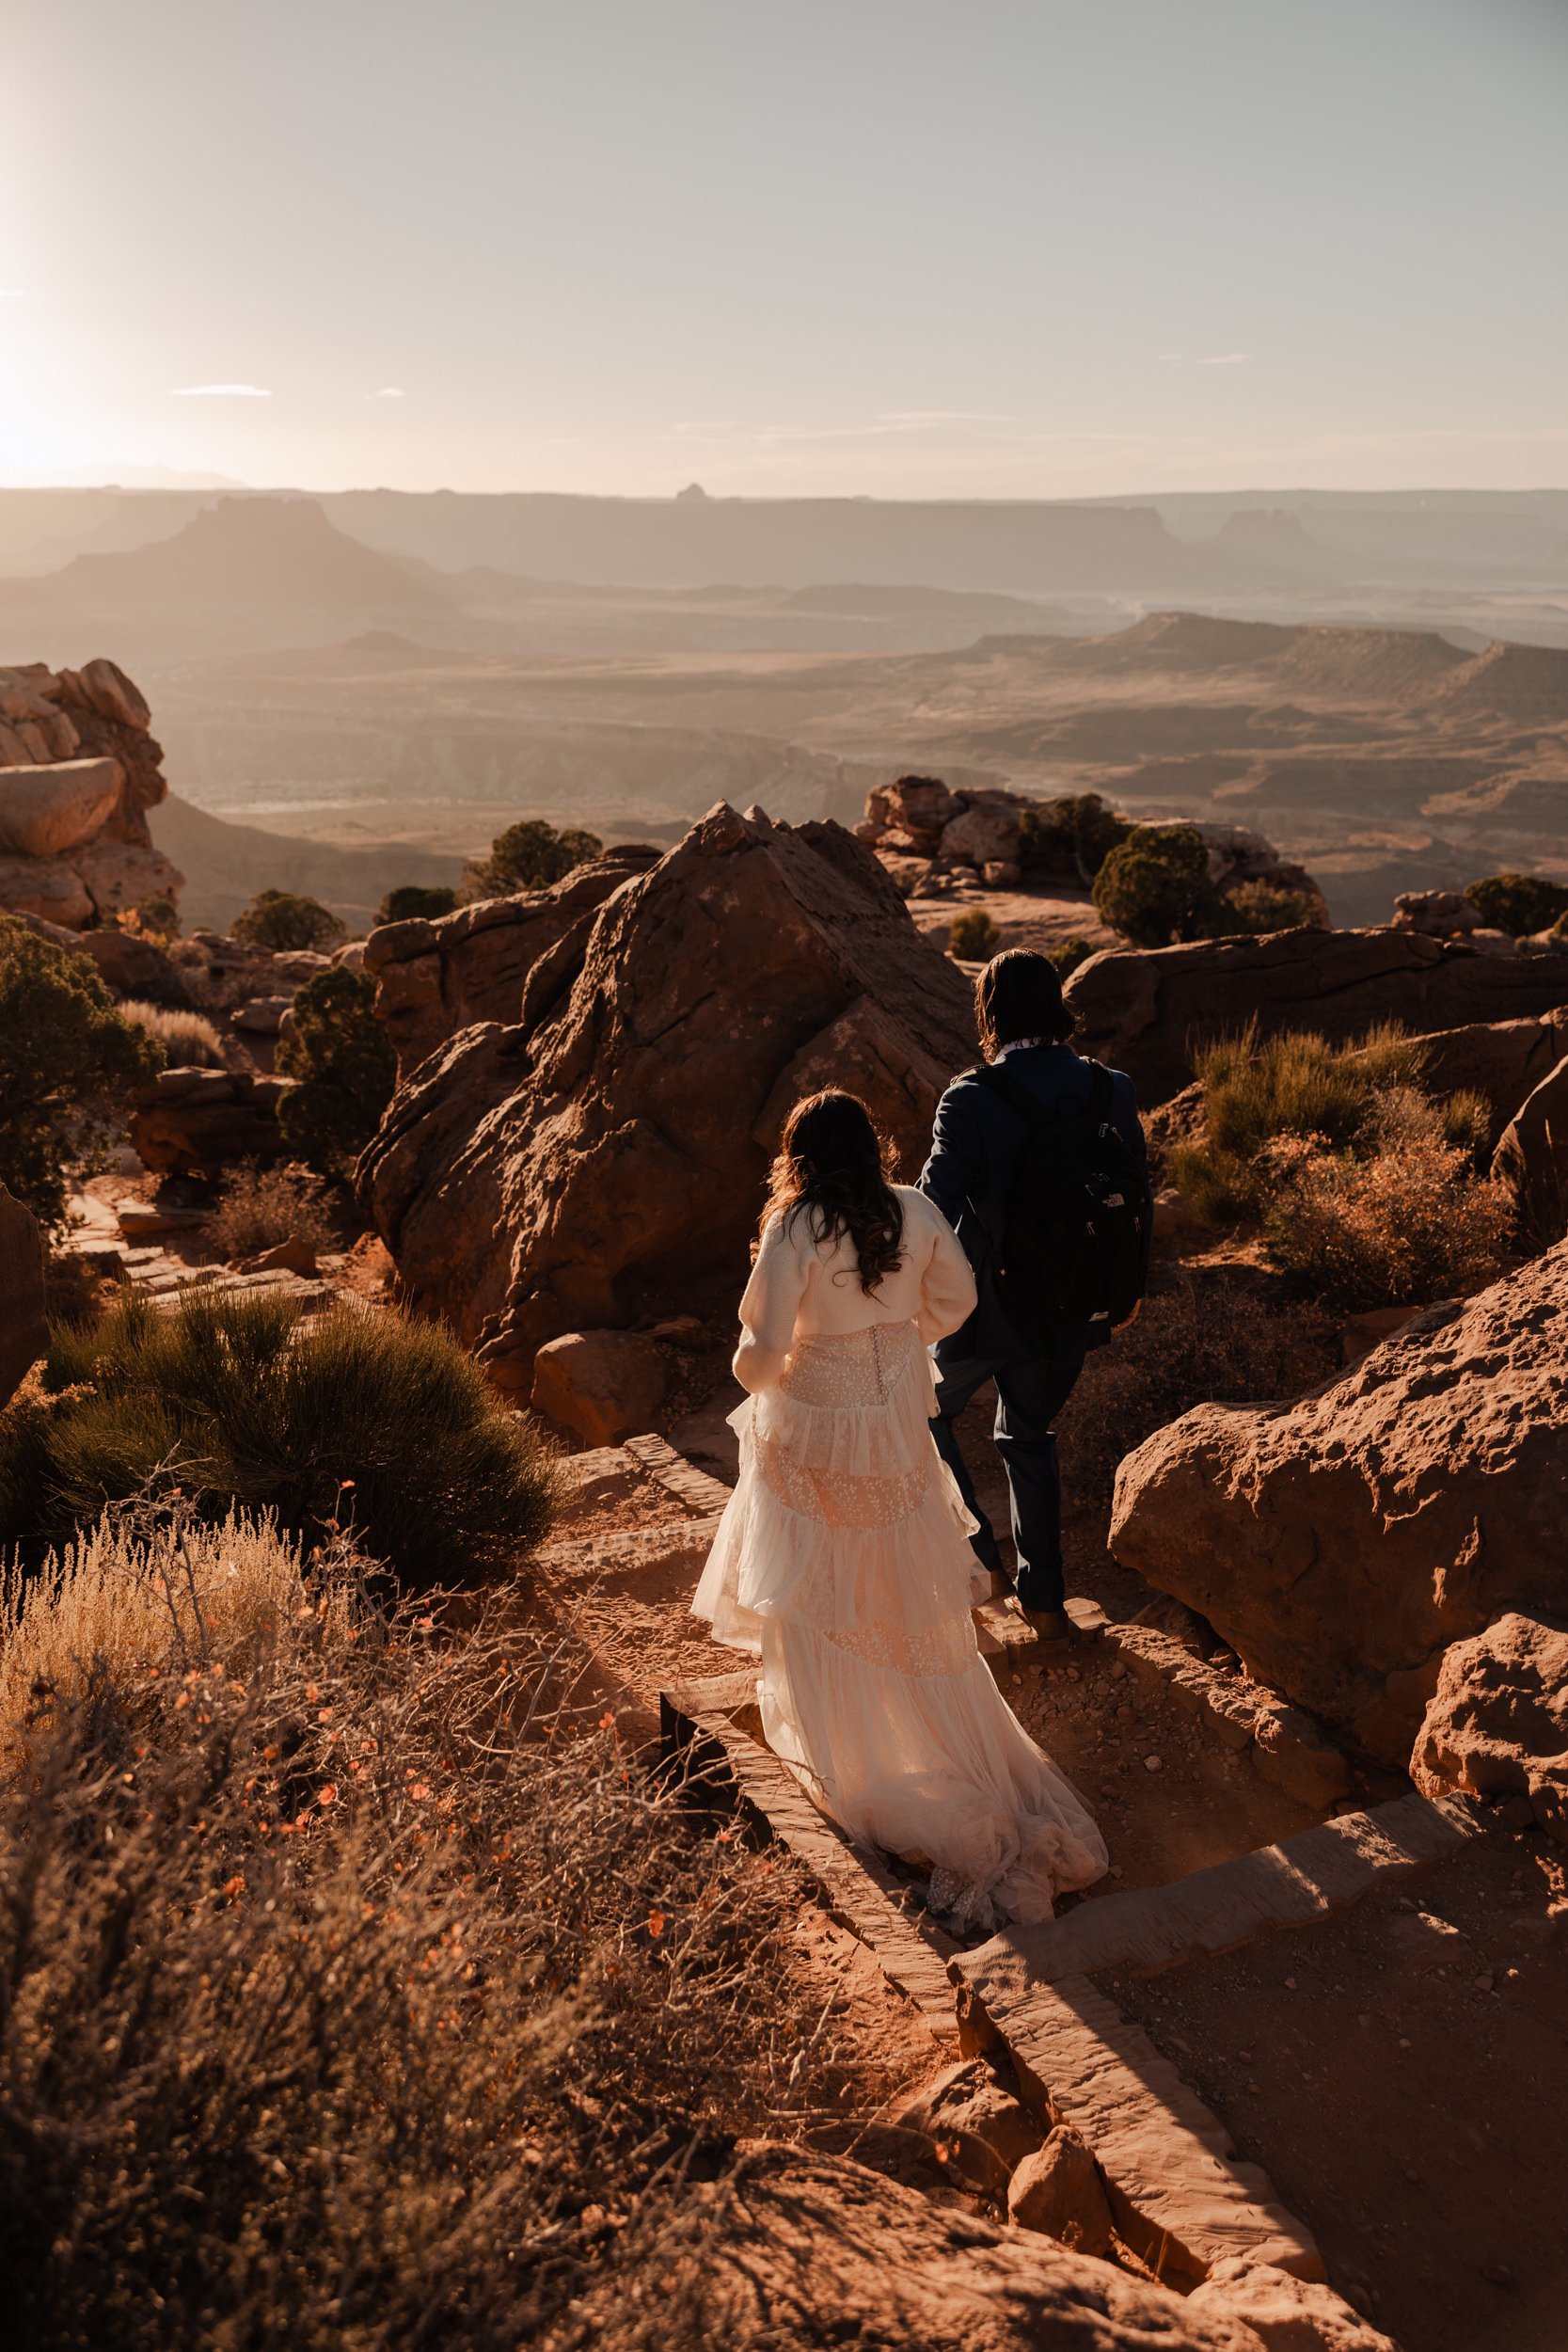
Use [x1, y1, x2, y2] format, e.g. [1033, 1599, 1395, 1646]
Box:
[974, 948, 1073, 1059]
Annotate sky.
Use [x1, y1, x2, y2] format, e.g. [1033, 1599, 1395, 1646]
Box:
[2, 0, 1565, 498]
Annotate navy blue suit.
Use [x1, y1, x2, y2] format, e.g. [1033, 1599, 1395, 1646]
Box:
[918, 1042, 1150, 1613]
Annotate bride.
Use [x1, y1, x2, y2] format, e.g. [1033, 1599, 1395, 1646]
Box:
[692, 1089, 1106, 1930]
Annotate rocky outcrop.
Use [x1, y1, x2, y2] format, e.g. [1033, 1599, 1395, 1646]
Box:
[1391, 887, 1480, 940]
[1493, 1052, 1568, 1241]
[1142, 820, 1329, 927]
[362, 845, 660, 1078]
[1068, 927, 1568, 1104]
[1376, 1012, 1568, 1146]
[565, 2141, 1386, 2352]
[857, 774, 1026, 891]
[0, 659, 182, 927]
[530, 1328, 668, 1446]
[129, 1068, 293, 1178]
[0, 1184, 47, 1409]
[358, 803, 976, 1391]
[6, 902, 186, 1002]
[1109, 1243, 1568, 1764]
[1411, 1613, 1568, 1844]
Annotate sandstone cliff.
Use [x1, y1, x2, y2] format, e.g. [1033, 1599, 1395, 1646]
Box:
[0, 658, 182, 927]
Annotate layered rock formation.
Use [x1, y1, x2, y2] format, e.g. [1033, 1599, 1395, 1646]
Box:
[0, 658, 182, 926]
[130, 1068, 293, 1178]
[1109, 1243, 1568, 1763]
[359, 803, 976, 1391]
[856, 773, 1028, 893]
[1068, 927, 1568, 1104]
[363, 844, 660, 1078]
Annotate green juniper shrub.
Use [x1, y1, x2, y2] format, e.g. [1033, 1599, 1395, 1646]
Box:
[0, 915, 162, 1229]
[5, 1288, 559, 1588]
[1091, 822, 1228, 947]
[948, 908, 1004, 961]
[230, 888, 347, 954]
[463, 818, 603, 900]
[374, 883, 459, 927]
[1464, 871, 1568, 938]
[1018, 791, 1131, 880]
[276, 967, 397, 1173]
[205, 1161, 335, 1263]
[1218, 880, 1324, 935]
[1047, 933, 1094, 981]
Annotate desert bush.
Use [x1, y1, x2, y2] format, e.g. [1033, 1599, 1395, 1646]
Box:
[463, 817, 603, 900]
[231, 888, 347, 954]
[118, 996, 226, 1068]
[374, 882, 459, 926]
[1018, 791, 1131, 879]
[1059, 1273, 1338, 1516]
[1048, 932, 1094, 979]
[0, 914, 163, 1229]
[1167, 1021, 1486, 1225]
[0, 1513, 844, 2349]
[1262, 1131, 1513, 1311]
[6, 1289, 558, 1588]
[1219, 879, 1324, 934]
[1091, 822, 1227, 947]
[948, 908, 1003, 961]
[276, 966, 398, 1172]
[206, 1160, 336, 1262]
[1465, 871, 1568, 938]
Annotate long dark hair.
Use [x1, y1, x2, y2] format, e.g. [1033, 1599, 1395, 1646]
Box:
[761, 1090, 904, 1294]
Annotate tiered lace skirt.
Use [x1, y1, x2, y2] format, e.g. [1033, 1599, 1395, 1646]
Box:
[691, 1318, 1106, 1929]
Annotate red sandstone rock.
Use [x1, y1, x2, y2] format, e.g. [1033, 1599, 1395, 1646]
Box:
[0, 1184, 47, 1409]
[357, 803, 976, 1391]
[530, 1328, 668, 1446]
[1007, 2125, 1116, 2255]
[0, 658, 181, 928]
[1188, 2255, 1397, 2351]
[894, 2058, 1043, 2200]
[363, 845, 660, 1079]
[1493, 1051, 1568, 1243]
[1109, 1243, 1568, 1765]
[130, 1068, 293, 1178]
[1411, 1612, 1568, 1844]
[1067, 928, 1568, 1104]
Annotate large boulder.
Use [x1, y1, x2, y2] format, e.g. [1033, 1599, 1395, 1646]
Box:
[1411, 1612, 1568, 1843]
[1386, 1013, 1568, 1146]
[1493, 1052, 1568, 1242]
[530, 1327, 668, 1446]
[0, 757, 124, 858]
[0, 1185, 47, 1409]
[363, 845, 660, 1079]
[358, 803, 976, 1392]
[1067, 928, 1568, 1105]
[1109, 1243, 1568, 1764]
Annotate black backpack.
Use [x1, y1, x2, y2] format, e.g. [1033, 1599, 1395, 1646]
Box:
[973, 1059, 1148, 1341]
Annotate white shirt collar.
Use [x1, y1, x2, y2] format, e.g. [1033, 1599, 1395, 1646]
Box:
[996, 1036, 1048, 1058]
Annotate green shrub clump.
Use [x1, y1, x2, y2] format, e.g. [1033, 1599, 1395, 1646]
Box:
[948, 908, 1004, 961]
[1169, 1021, 1483, 1226]
[1262, 1130, 1513, 1311]
[1049, 933, 1095, 980]
[205, 1161, 335, 1263]
[3, 1289, 558, 1589]
[1221, 879, 1325, 935]
[1464, 872, 1568, 938]
[1019, 792, 1131, 880]
[1092, 823, 1227, 947]
[277, 967, 398, 1173]
[231, 889, 347, 954]
[374, 883, 459, 927]
[464, 818, 603, 900]
[0, 915, 162, 1228]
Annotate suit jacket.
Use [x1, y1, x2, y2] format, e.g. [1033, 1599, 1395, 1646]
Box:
[917, 1041, 1151, 1363]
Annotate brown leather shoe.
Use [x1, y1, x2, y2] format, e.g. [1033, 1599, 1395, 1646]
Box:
[1018, 1605, 1074, 1644]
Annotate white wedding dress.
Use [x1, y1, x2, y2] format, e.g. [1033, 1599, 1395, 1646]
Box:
[692, 1186, 1106, 1930]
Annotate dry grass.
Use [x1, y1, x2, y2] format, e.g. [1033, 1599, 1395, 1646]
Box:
[118, 997, 226, 1068]
[1058, 1273, 1339, 1518]
[205, 1160, 336, 1261]
[1262, 1130, 1514, 1311]
[0, 1504, 852, 2349]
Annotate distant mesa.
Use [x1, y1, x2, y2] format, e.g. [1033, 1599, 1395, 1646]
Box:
[675, 482, 709, 502]
[1437, 639, 1568, 726]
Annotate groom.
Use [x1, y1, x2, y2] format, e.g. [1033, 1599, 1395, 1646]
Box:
[919, 948, 1150, 1641]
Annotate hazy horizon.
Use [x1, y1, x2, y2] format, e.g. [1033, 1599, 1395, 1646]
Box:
[4, 0, 1566, 501]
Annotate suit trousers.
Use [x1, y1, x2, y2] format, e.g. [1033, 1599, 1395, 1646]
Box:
[930, 1343, 1087, 1614]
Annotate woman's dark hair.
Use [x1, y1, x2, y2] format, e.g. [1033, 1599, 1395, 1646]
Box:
[761, 1090, 904, 1294]
[974, 948, 1073, 1060]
